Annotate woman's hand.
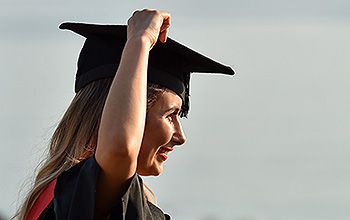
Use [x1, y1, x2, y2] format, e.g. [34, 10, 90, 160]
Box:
[127, 9, 171, 48]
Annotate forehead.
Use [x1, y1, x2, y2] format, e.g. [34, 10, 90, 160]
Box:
[154, 90, 182, 111]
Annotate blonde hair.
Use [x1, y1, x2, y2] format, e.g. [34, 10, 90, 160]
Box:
[14, 78, 166, 219]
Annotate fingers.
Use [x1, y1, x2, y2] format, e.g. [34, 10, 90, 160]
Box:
[159, 28, 168, 43]
[128, 9, 171, 44]
[159, 12, 171, 43]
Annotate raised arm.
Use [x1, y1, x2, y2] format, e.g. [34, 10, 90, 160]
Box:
[94, 10, 171, 218]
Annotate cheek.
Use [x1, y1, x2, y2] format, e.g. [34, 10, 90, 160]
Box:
[144, 118, 173, 148]
[138, 118, 173, 167]
[150, 118, 173, 146]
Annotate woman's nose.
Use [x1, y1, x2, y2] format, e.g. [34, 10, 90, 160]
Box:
[173, 121, 186, 146]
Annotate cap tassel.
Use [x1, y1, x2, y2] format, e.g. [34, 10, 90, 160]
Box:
[180, 73, 191, 118]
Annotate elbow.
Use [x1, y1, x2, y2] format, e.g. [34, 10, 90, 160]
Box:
[97, 133, 141, 160]
[112, 137, 140, 159]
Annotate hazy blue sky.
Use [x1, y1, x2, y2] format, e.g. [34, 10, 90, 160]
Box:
[1, 1, 350, 219]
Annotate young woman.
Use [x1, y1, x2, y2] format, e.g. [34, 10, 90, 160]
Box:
[15, 9, 234, 220]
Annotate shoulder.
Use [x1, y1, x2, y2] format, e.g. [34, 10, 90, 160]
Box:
[54, 156, 100, 219]
[38, 156, 170, 219]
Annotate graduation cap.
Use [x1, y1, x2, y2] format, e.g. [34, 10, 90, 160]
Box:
[59, 22, 235, 117]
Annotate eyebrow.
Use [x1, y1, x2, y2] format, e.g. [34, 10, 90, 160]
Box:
[164, 106, 181, 114]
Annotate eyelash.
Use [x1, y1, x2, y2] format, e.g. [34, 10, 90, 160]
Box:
[167, 113, 177, 123]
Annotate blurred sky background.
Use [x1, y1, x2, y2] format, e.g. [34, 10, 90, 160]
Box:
[1, 1, 350, 219]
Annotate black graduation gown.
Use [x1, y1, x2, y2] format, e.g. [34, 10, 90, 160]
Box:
[37, 156, 171, 220]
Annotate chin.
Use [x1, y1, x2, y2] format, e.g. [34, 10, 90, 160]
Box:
[148, 165, 164, 176]
[138, 164, 164, 176]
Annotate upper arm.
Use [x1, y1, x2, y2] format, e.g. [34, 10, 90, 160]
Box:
[93, 37, 150, 218]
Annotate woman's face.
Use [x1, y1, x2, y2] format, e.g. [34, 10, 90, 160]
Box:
[137, 90, 186, 176]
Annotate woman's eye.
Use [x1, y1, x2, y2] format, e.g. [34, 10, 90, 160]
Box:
[167, 113, 176, 123]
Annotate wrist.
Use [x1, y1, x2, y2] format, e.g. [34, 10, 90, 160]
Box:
[126, 34, 153, 51]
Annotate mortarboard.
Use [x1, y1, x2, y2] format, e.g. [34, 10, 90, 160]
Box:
[59, 22, 235, 117]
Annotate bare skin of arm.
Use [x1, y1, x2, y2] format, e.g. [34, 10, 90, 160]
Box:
[94, 10, 171, 219]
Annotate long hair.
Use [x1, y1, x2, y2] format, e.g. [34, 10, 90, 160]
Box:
[14, 78, 166, 220]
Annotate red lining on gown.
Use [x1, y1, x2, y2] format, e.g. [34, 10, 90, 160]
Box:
[27, 178, 57, 220]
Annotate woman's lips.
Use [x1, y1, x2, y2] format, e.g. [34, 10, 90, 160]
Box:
[157, 146, 174, 161]
[158, 153, 168, 161]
